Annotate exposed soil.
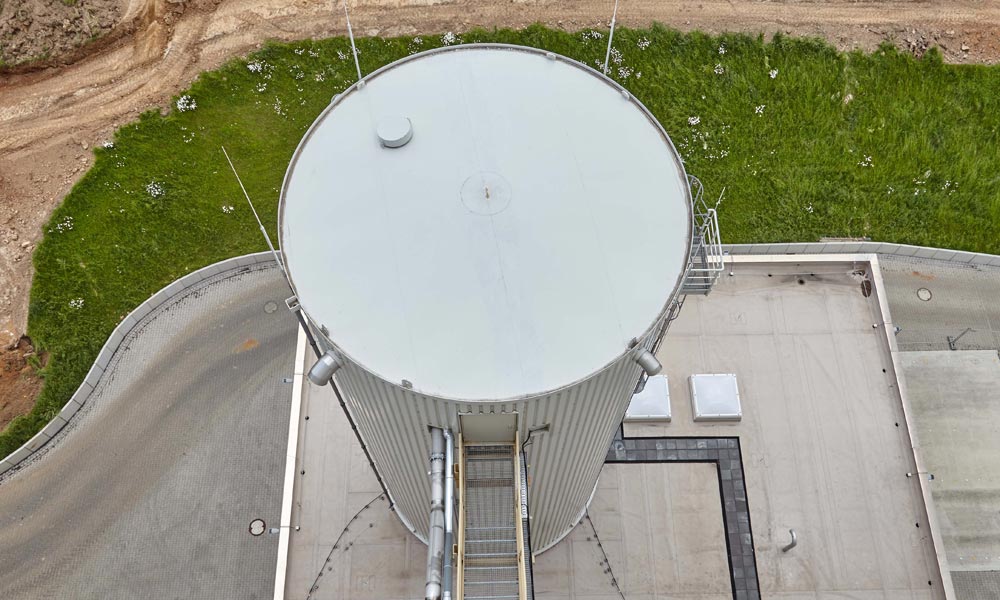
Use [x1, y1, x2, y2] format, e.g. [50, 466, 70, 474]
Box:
[0, 0, 122, 67]
[1, 0, 999, 392]
[0, 337, 45, 431]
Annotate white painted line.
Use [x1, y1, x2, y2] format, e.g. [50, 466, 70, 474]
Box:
[274, 326, 307, 600]
[726, 253, 956, 598]
[869, 255, 957, 600]
[728, 252, 873, 265]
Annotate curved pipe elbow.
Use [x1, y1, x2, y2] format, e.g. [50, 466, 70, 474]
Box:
[307, 350, 344, 385]
[634, 348, 662, 376]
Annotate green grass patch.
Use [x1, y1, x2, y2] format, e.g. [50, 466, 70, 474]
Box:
[4, 25, 1000, 456]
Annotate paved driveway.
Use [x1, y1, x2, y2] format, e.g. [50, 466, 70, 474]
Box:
[0, 263, 296, 600]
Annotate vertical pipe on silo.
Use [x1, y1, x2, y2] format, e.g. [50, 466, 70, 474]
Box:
[425, 428, 445, 600]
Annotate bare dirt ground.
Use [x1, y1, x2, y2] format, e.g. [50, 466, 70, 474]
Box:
[0, 0, 999, 410]
[0, 0, 122, 67]
[0, 337, 44, 431]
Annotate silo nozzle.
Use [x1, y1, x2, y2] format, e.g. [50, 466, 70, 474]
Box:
[308, 350, 344, 385]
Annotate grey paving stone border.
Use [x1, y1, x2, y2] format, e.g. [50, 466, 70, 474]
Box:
[725, 241, 1000, 267]
[0, 252, 277, 476]
[607, 434, 759, 600]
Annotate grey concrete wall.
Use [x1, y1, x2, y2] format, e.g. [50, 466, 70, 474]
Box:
[0, 251, 277, 476]
[725, 241, 1000, 267]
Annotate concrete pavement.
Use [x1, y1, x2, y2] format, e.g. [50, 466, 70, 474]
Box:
[0, 263, 297, 599]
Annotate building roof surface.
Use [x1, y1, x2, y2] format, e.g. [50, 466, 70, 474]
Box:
[279, 45, 692, 400]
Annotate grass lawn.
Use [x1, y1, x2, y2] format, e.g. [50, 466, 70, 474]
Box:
[4, 24, 1000, 456]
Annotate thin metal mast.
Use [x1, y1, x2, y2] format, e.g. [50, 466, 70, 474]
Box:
[220, 146, 287, 278]
[342, 0, 363, 83]
[603, 0, 620, 75]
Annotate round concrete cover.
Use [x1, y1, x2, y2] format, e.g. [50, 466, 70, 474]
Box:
[280, 45, 691, 400]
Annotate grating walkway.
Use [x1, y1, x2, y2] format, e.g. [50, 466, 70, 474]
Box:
[461, 445, 526, 600]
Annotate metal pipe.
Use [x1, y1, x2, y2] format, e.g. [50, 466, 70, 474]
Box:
[781, 529, 797, 552]
[292, 308, 392, 507]
[442, 429, 455, 600]
[425, 428, 445, 600]
[947, 327, 974, 350]
[634, 348, 662, 376]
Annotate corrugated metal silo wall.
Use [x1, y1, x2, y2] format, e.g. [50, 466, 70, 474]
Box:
[328, 329, 658, 552]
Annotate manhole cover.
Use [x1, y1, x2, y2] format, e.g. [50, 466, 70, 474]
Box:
[264, 301, 278, 314]
[249, 519, 266, 536]
[916, 288, 932, 301]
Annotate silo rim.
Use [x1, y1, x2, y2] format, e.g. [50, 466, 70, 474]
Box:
[278, 43, 694, 402]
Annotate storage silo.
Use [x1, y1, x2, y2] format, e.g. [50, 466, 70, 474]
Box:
[279, 44, 709, 599]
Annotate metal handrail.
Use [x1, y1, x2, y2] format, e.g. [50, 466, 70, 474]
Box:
[513, 432, 528, 600]
[456, 435, 466, 600]
[681, 176, 725, 295]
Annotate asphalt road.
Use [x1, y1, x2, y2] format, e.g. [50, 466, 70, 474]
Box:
[0, 263, 297, 599]
[880, 255, 1000, 352]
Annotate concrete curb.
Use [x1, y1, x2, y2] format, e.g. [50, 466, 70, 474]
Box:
[729, 253, 957, 600]
[724, 241, 1000, 267]
[0, 252, 277, 477]
[273, 326, 307, 600]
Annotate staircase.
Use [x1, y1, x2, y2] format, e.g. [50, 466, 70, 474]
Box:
[457, 442, 533, 600]
[679, 175, 724, 296]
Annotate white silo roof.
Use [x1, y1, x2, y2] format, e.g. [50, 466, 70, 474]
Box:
[279, 45, 691, 400]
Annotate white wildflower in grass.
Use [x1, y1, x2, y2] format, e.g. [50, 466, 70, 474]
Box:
[688, 116, 701, 126]
[102, 141, 114, 149]
[272, 99, 287, 117]
[69, 298, 85, 310]
[635, 71, 642, 79]
[617, 65, 633, 79]
[413, 36, 423, 45]
[314, 72, 325, 83]
[308, 49, 320, 58]
[222, 205, 235, 214]
[53, 215, 74, 233]
[718, 44, 726, 55]
[337, 50, 347, 61]
[805, 204, 814, 214]
[637, 37, 651, 50]
[858, 155, 873, 168]
[583, 30, 604, 41]
[714, 63, 725, 75]
[441, 32, 457, 45]
[146, 181, 165, 198]
[887, 185, 895, 195]
[609, 47, 624, 65]
[769, 68, 779, 79]
[176, 95, 197, 112]
[247, 60, 264, 73]
[755, 104, 766, 115]
[843, 93, 854, 104]
[256, 82, 267, 93]
[294, 48, 305, 56]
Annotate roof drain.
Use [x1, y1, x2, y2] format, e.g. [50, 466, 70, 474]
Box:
[425, 427, 446, 600]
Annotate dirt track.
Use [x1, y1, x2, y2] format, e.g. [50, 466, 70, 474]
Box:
[1, 0, 1000, 351]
